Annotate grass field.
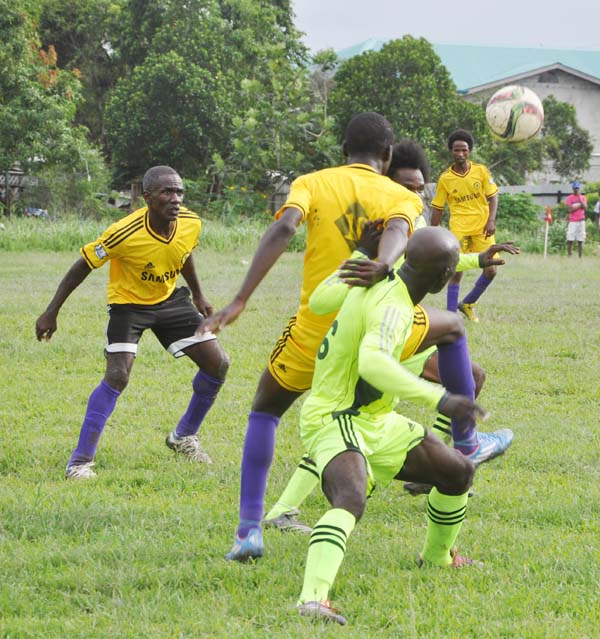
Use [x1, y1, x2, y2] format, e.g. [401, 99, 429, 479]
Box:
[1, 247, 599, 638]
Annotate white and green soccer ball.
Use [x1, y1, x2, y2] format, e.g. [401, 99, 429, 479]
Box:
[485, 85, 544, 143]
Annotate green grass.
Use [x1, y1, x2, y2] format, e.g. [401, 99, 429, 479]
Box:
[0, 216, 272, 253]
[1, 249, 599, 638]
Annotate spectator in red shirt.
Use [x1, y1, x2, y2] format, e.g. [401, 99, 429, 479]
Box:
[565, 181, 587, 258]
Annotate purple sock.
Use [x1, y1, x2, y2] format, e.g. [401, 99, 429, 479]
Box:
[237, 411, 279, 537]
[462, 273, 494, 305]
[69, 380, 120, 466]
[437, 335, 478, 453]
[175, 370, 224, 437]
[447, 284, 460, 312]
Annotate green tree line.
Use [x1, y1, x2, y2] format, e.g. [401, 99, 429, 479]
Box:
[1, 0, 593, 218]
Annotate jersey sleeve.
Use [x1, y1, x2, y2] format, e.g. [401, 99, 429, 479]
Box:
[275, 174, 310, 222]
[431, 176, 448, 210]
[309, 250, 367, 315]
[358, 296, 445, 409]
[483, 166, 499, 198]
[79, 223, 119, 269]
[456, 253, 480, 272]
[385, 189, 423, 234]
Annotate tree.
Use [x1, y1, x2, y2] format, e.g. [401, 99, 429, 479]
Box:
[541, 95, 593, 178]
[0, 1, 89, 215]
[37, 0, 124, 148]
[104, 0, 337, 187]
[329, 37, 487, 177]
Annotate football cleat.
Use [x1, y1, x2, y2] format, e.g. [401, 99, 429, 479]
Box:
[263, 509, 312, 534]
[416, 548, 483, 569]
[165, 431, 212, 463]
[225, 526, 264, 562]
[297, 600, 347, 625]
[65, 461, 97, 480]
[458, 302, 480, 323]
[464, 429, 514, 466]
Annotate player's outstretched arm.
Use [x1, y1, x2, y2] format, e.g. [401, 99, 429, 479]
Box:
[35, 258, 92, 341]
[181, 252, 212, 317]
[197, 207, 302, 334]
[478, 241, 520, 268]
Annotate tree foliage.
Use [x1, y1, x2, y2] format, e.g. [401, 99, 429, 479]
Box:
[7, 4, 597, 207]
[104, 0, 336, 185]
[541, 95, 593, 178]
[330, 37, 488, 177]
[37, 0, 123, 147]
[0, 1, 86, 172]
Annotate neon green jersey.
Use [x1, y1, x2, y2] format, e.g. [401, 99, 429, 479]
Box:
[300, 269, 445, 432]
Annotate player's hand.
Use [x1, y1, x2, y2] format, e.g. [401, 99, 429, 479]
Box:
[193, 295, 213, 318]
[35, 312, 58, 341]
[339, 259, 390, 288]
[196, 298, 245, 335]
[437, 392, 489, 424]
[357, 219, 384, 259]
[483, 219, 496, 239]
[478, 241, 520, 267]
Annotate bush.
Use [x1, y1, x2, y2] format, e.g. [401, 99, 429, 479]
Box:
[19, 150, 114, 220]
[496, 193, 543, 233]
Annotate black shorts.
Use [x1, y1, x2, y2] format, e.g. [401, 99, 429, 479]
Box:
[105, 287, 216, 358]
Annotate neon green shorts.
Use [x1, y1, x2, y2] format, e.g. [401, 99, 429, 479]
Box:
[301, 411, 426, 496]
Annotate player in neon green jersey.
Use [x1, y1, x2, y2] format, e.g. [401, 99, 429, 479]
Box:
[296, 227, 486, 626]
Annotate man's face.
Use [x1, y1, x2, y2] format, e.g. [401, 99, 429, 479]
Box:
[390, 168, 425, 198]
[451, 140, 470, 165]
[144, 173, 184, 222]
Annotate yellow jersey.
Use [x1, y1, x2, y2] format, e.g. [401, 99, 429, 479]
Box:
[276, 163, 423, 328]
[80, 206, 201, 305]
[431, 162, 498, 235]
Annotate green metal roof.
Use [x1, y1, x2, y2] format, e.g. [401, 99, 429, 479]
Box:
[335, 40, 600, 92]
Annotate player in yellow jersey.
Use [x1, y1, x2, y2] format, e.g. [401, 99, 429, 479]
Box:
[35, 166, 229, 479]
[431, 129, 499, 322]
[296, 227, 486, 626]
[198, 113, 423, 562]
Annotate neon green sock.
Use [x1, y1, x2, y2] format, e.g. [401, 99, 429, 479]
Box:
[421, 488, 468, 566]
[298, 508, 356, 604]
[264, 456, 319, 520]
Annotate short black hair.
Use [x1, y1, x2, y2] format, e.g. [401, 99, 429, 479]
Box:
[387, 139, 430, 183]
[142, 166, 179, 192]
[344, 112, 394, 157]
[447, 129, 474, 151]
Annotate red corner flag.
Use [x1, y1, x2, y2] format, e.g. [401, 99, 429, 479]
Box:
[545, 206, 553, 223]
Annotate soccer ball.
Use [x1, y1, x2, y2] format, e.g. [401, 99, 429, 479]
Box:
[485, 85, 544, 143]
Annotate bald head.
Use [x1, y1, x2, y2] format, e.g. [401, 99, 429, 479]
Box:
[403, 227, 460, 294]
